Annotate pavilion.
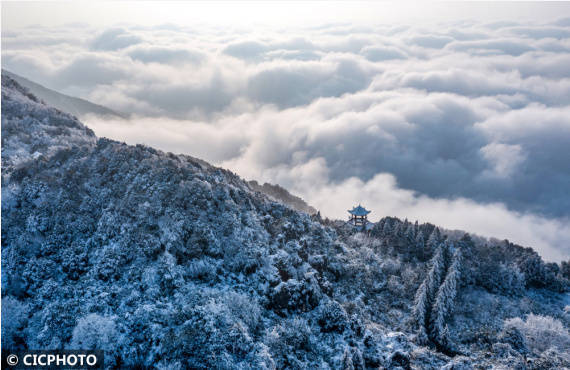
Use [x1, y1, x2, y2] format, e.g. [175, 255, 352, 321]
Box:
[348, 204, 371, 227]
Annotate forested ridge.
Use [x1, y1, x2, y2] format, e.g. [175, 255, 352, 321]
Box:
[2, 74, 569, 369]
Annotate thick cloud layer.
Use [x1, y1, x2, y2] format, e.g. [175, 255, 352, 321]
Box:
[3, 17, 570, 260]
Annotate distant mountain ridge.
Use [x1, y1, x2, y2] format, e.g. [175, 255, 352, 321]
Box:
[248, 180, 317, 215]
[2, 70, 126, 119]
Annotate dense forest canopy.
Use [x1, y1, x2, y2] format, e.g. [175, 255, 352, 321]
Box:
[2, 75, 569, 369]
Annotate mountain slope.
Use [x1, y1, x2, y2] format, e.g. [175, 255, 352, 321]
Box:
[2, 70, 125, 119]
[1, 75, 569, 369]
[1, 74, 98, 174]
[248, 180, 317, 215]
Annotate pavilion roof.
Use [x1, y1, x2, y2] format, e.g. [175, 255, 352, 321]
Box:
[348, 204, 371, 216]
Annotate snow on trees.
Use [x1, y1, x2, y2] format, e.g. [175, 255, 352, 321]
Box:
[2, 75, 568, 369]
[415, 230, 426, 260]
[412, 243, 464, 350]
[412, 278, 431, 345]
[504, 314, 570, 359]
[430, 248, 462, 347]
[69, 313, 119, 352]
[412, 244, 448, 344]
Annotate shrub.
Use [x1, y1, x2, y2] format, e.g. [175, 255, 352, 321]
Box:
[69, 313, 119, 352]
[266, 317, 313, 368]
[387, 275, 405, 297]
[504, 314, 570, 358]
[1, 296, 29, 349]
[268, 278, 321, 313]
[498, 325, 528, 355]
[317, 300, 349, 333]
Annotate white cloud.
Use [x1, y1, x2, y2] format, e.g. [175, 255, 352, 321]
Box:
[90, 28, 143, 51]
[480, 142, 526, 178]
[126, 45, 205, 65]
[4, 17, 570, 260]
[298, 172, 570, 262]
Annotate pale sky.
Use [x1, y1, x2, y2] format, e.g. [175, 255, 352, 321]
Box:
[3, 1, 570, 30]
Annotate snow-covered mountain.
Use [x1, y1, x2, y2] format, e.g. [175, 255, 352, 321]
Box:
[2, 70, 125, 119]
[2, 75, 569, 369]
[248, 180, 317, 215]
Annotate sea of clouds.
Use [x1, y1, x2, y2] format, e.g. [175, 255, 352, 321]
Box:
[3, 17, 570, 260]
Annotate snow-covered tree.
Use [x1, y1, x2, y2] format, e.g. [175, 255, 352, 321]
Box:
[341, 347, 354, 370]
[1, 296, 29, 349]
[412, 278, 431, 345]
[427, 227, 442, 253]
[415, 230, 426, 260]
[561, 260, 570, 280]
[405, 223, 416, 241]
[341, 346, 364, 370]
[427, 243, 448, 300]
[382, 219, 392, 235]
[430, 248, 462, 346]
[69, 313, 119, 352]
[393, 221, 403, 237]
[412, 243, 449, 343]
[504, 314, 570, 357]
